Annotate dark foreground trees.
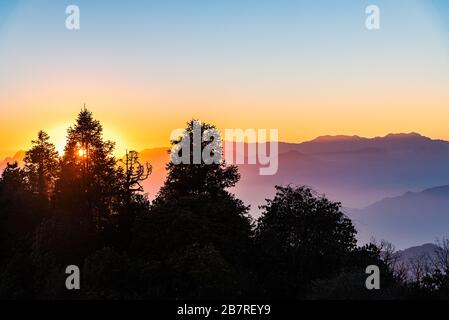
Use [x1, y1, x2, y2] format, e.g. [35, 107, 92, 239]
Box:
[254, 185, 357, 298]
[253, 185, 406, 299]
[0, 113, 440, 300]
[131, 120, 255, 299]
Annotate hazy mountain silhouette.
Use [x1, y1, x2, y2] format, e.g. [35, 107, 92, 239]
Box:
[347, 186, 449, 249]
[0, 150, 25, 172]
[123, 132, 449, 212]
[393, 243, 440, 279]
[4, 133, 449, 248]
[126, 132, 449, 248]
[396, 243, 439, 263]
[235, 132, 449, 210]
[5, 133, 449, 207]
[2, 132, 442, 207]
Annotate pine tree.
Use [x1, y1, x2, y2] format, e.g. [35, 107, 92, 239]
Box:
[0, 163, 36, 268]
[50, 108, 124, 265]
[23, 130, 59, 200]
[131, 120, 254, 299]
[56, 108, 120, 231]
[158, 119, 239, 200]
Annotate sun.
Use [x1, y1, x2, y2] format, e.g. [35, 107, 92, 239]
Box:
[77, 148, 87, 158]
[47, 122, 129, 158]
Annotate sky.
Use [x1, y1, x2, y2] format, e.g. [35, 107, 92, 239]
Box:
[0, 0, 449, 157]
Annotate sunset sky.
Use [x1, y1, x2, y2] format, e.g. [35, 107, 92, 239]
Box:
[1, 0, 449, 158]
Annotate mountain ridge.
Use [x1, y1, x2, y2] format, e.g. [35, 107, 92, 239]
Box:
[0, 150, 25, 172]
[346, 185, 449, 249]
[3, 133, 449, 248]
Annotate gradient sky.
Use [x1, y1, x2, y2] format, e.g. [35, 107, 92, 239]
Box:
[1, 0, 449, 157]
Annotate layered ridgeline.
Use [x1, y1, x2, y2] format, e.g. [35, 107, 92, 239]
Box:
[3, 132, 449, 248]
[234, 133, 449, 210]
[0, 151, 25, 172]
[346, 186, 449, 249]
[135, 132, 449, 249]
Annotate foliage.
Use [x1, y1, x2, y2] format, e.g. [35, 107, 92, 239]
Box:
[254, 185, 357, 298]
[0, 112, 432, 300]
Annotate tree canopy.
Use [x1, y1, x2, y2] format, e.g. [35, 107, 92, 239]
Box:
[0, 111, 440, 300]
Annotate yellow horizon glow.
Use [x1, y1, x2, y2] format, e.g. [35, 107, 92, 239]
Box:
[1, 1, 449, 160]
[2, 101, 449, 161]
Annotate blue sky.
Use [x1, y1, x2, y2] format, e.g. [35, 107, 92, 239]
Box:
[0, 0, 449, 157]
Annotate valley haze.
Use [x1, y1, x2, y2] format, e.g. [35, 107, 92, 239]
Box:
[3, 132, 449, 249]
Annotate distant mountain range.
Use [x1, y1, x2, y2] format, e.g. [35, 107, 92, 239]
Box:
[0, 150, 24, 172]
[3, 132, 449, 248]
[235, 132, 449, 210]
[396, 243, 439, 264]
[347, 186, 449, 248]
[393, 243, 440, 279]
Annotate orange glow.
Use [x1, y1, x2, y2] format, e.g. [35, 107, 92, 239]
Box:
[1, 0, 449, 160]
[77, 148, 87, 158]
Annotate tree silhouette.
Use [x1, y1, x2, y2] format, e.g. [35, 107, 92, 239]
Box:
[27, 109, 152, 298]
[309, 243, 404, 299]
[23, 131, 59, 201]
[56, 108, 121, 235]
[116, 150, 152, 250]
[0, 113, 431, 300]
[131, 120, 254, 299]
[158, 120, 239, 200]
[0, 163, 42, 299]
[254, 185, 357, 298]
[119, 150, 152, 202]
